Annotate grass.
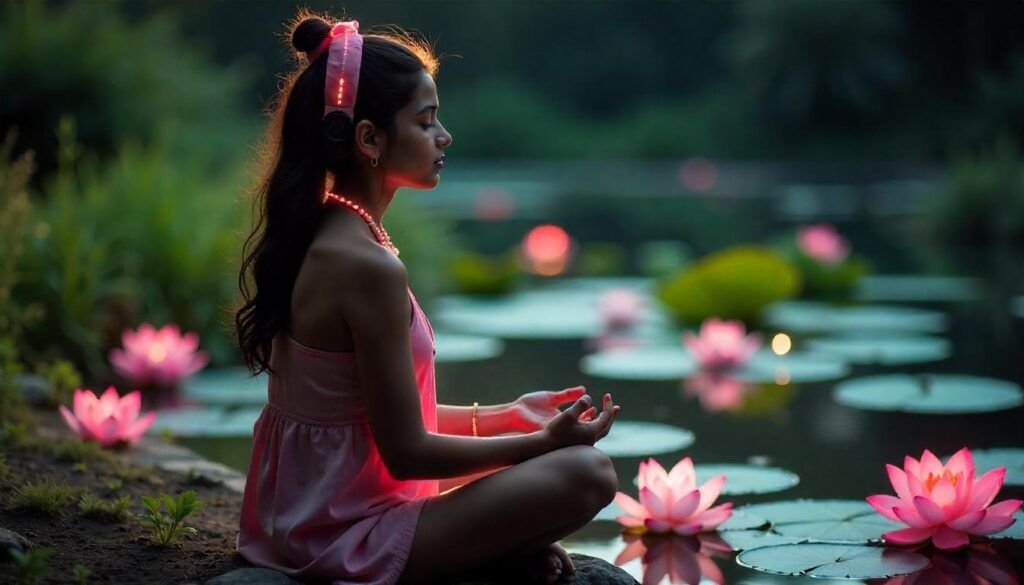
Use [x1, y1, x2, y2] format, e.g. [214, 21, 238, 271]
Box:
[8, 478, 80, 516]
[78, 491, 133, 521]
[52, 440, 112, 464]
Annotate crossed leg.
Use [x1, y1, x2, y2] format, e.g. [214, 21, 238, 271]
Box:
[396, 445, 618, 585]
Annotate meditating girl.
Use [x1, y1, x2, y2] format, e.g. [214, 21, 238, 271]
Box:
[234, 12, 621, 585]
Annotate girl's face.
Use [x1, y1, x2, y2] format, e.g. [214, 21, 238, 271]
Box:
[382, 70, 452, 191]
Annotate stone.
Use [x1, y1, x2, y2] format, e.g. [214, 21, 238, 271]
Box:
[15, 373, 52, 407]
[205, 567, 302, 585]
[0, 527, 32, 558]
[451, 554, 639, 584]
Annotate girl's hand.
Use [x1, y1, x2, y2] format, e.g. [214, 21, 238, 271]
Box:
[543, 392, 620, 450]
[510, 386, 588, 433]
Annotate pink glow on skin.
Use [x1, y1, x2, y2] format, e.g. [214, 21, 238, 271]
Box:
[683, 318, 762, 371]
[682, 373, 755, 412]
[109, 323, 209, 387]
[881, 543, 1019, 585]
[615, 532, 730, 585]
[866, 447, 1022, 551]
[522, 224, 572, 276]
[797, 223, 850, 265]
[598, 288, 648, 330]
[615, 457, 733, 536]
[59, 387, 157, 447]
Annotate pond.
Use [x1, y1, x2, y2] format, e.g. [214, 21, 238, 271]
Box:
[161, 207, 1024, 583]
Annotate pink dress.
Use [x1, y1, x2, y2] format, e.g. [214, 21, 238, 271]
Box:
[238, 288, 439, 584]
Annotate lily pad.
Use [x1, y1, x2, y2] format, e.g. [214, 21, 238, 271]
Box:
[968, 448, 1024, 486]
[629, 464, 799, 496]
[597, 420, 695, 457]
[148, 406, 261, 438]
[1013, 296, 1024, 319]
[736, 351, 849, 384]
[183, 368, 267, 405]
[806, 334, 951, 366]
[433, 333, 505, 362]
[856, 275, 984, 303]
[581, 347, 698, 381]
[736, 543, 930, 579]
[738, 499, 903, 543]
[765, 301, 947, 334]
[833, 374, 1024, 414]
[718, 530, 806, 552]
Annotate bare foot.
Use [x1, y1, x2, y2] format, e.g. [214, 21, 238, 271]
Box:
[480, 542, 575, 584]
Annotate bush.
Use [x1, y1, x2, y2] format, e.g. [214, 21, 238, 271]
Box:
[447, 250, 522, 296]
[923, 140, 1024, 246]
[655, 246, 800, 325]
[791, 252, 869, 301]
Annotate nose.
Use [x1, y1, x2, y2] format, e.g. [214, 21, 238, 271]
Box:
[437, 124, 453, 148]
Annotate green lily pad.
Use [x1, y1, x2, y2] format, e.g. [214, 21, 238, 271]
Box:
[737, 351, 849, 384]
[629, 464, 799, 496]
[433, 333, 505, 362]
[738, 499, 903, 543]
[968, 448, 1024, 486]
[736, 543, 930, 579]
[580, 347, 698, 381]
[597, 421, 695, 457]
[765, 301, 947, 334]
[833, 374, 1023, 414]
[718, 529, 806, 552]
[856, 275, 984, 303]
[1013, 296, 1024, 318]
[806, 334, 951, 366]
[183, 367, 267, 405]
[149, 406, 260, 438]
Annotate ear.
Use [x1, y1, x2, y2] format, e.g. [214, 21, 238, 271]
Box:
[354, 119, 386, 162]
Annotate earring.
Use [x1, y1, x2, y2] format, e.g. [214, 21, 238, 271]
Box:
[371, 156, 379, 168]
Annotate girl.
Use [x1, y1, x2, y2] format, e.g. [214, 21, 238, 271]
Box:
[235, 11, 621, 585]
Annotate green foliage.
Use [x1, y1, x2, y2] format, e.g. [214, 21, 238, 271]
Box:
[637, 240, 693, 280]
[36, 359, 82, 407]
[383, 195, 459, 301]
[447, 250, 522, 296]
[9, 478, 79, 516]
[7, 547, 53, 585]
[923, 140, 1024, 246]
[0, 0, 255, 182]
[792, 252, 870, 301]
[79, 492, 132, 521]
[72, 564, 91, 584]
[52, 440, 111, 464]
[139, 490, 205, 547]
[0, 453, 8, 482]
[577, 242, 628, 277]
[656, 246, 801, 325]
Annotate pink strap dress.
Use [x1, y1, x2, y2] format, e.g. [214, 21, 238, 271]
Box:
[238, 288, 439, 585]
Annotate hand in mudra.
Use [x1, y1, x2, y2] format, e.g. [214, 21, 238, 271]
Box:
[543, 391, 620, 449]
[511, 386, 591, 433]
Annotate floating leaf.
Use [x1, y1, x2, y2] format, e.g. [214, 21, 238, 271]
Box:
[719, 529, 806, 552]
[968, 448, 1024, 486]
[736, 351, 849, 384]
[737, 543, 929, 579]
[738, 499, 903, 543]
[581, 347, 698, 381]
[856, 275, 983, 303]
[433, 333, 504, 362]
[597, 421, 695, 457]
[807, 334, 951, 366]
[833, 374, 1023, 414]
[765, 301, 946, 334]
[183, 368, 266, 405]
[629, 464, 799, 496]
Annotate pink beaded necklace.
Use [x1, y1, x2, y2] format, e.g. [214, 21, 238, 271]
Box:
[322, 190, 400, 256]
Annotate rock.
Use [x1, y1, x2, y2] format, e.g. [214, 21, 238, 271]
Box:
[452, 554, 638, 585]
[15, 373, 52, 407]
[205, 568, 302, 585]
[0, 527, 32, 558]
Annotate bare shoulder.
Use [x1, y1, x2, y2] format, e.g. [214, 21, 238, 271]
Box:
[304, 238, 407, 309]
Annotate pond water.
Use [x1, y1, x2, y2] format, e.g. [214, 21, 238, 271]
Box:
[168, 211, 1024, 583]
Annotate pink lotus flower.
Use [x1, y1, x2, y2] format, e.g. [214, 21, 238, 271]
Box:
[598, 289, 648, 330]
[109, 323, 209, 387]
[59, 387, 156, 447]
[615, 457, 733, 535]
[866, 447, 1022, 550]
[683, 318, 762, 370]
[615, 532, 731, 585]
[797, 223, 850, 265]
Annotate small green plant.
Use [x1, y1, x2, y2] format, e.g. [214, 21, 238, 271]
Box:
[104, 478, 123, 491]
[0, 453, 8, 481]
[37, 359, 83, 407]
[79, 491, 132, 521]
[8, 547, 53, 584]
[53, 439, 110, 464]
[9, 478, 79, 516]
[139, 490, 205, 546]
[72, 563, 91, 583]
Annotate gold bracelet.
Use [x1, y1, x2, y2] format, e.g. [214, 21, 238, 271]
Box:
[471, 401, 479, 437]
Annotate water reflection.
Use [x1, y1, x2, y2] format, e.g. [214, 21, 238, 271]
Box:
[682, 373, 757, 412]
[614, 532, 732, 585]
[879, 544, 1019, 585]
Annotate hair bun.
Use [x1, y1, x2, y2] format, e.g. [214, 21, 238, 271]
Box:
[292, 17, 332, 56]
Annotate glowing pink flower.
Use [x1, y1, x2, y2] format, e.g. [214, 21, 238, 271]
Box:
[59, 387, 156, 447]
[615, 457, 733, 535]
[797, 224, 850, 265]
[599, 289, 648, 330]
[109, 323, 209, 387]
[867, 448, 1022, 551]
[614, 532, 731, 585]
[683, 318, 761, 370]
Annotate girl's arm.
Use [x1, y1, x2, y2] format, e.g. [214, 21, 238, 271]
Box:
[340, 250, 556, 480]
[436, 403, 520, 437]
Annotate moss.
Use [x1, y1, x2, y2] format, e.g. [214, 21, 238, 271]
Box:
[9, 478, 80, 516]
[52, 440, 112, 464]
[78, 491, 133, 521]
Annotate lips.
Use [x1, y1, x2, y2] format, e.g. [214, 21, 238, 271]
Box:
[434, 155, 446, 168]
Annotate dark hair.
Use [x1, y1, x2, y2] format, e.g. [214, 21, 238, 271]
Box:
[235, 10, 439, 375]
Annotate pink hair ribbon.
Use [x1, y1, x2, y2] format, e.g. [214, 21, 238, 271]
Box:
[308, 21, 363, 119]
